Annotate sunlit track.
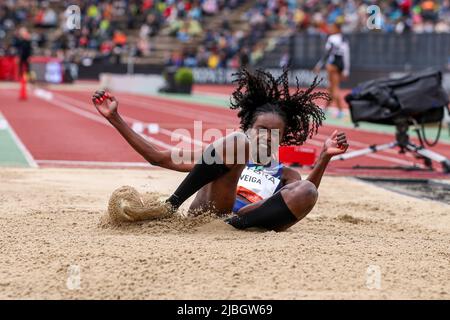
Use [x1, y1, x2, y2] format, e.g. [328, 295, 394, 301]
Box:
[2, 86, 427, 165]
[119, 94, 238, 124]
[54, 92, 207, 148]
[36, 159, 152, 168]
[53, 89, 423, 168]
[48, 94, 176, 150]
[1, 86, 448, 177]
[57, 89, 436, 159]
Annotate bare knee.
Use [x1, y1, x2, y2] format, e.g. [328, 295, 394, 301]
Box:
[282, 180, 318, 220]
[295, 180, 318, 203]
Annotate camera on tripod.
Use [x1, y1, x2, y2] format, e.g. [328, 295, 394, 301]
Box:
[341, 69, 450, 173]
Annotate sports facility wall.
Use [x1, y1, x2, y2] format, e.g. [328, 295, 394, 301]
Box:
[264, 33, 450, 72]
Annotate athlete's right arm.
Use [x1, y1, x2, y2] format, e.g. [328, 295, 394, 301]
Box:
[92, 90, 197, 172]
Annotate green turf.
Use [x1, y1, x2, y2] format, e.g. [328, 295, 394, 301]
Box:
[157, 92, 450, 144]
[0, 118, 30, 167]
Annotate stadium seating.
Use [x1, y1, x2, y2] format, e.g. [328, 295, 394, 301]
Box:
[1, 0, 450, 70]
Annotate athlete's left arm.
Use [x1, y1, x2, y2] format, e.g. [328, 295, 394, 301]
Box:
[306, 130, 348, 188]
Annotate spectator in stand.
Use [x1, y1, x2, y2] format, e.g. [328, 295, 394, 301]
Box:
[207, 48, 220, 68]
[196, 45, 209, 67]
[113, 30, 127, 47]
[187, 17, 202, 37]
[177, 22, 190, 42]
[239, 47, 249, 68]
[202, 0, 219, 15]
[183, 47, 198, 67]
[41, 3, 58, 28]
[189, 2, 203, 20]
[15, 27, 32, 78]
[166, 50, 184, 67]
[99, 39, 113, 61]
[137, 36, 152, 57]
[144, 13, 161, 37]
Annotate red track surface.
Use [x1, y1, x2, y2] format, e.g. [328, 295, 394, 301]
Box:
[1, 84, 449, 179]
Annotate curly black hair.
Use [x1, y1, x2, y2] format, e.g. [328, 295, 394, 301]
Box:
[230, 68, 329, 145]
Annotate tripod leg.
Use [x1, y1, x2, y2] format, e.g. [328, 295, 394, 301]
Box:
[406, 144, 450, 173]
[443, 160, 450, 173]
[330, 142, 397, 161]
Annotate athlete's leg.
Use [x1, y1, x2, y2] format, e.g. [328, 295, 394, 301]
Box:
[227, 180, 318, 231]
[189, 162, 246, 215]
[167, 131, 250, 215]
[325, 65, 334, 110]
[334, 71, 343, 114]
[328, 64, 343, 115]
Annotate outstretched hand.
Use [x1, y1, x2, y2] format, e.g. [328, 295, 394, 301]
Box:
[92, 90, 118, 119]
[323, 130, 349, 157]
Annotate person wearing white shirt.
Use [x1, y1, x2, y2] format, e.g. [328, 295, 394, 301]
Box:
[314, 22, 350, 118]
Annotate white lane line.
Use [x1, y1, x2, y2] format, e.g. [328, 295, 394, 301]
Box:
[0, 112, 38, 168]
[55, 92, 206, 147]
[37, 160, 152, 168]
[33, 90, 175, 150]
[120, 95, 238, 123]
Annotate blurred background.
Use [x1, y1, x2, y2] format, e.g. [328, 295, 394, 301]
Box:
[1, 0, 450, 86]
[0, 0, 450, 185]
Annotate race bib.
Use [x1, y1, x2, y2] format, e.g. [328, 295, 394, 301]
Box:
[236, 166, 281, 203]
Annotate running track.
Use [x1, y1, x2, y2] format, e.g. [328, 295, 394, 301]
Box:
[0, 84, 449, 179]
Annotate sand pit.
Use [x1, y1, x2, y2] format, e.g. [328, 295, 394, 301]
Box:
[0, 167, 449, 299]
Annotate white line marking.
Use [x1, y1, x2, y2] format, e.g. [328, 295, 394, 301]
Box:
[120, 95, 237, 123]
[37, 160, 152, 168]
[0, 112, 38, 168]
[0, 119, 8, 130]
[33, 90, 175, 150]
[55, 92, 206, 147]
[33, 88, 54, 101]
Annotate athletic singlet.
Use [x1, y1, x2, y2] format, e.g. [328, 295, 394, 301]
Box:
[324, 33, 350, 76]
[232, 161, 283, 213]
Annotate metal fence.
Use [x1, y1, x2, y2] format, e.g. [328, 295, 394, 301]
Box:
[287, 33, 450, 72]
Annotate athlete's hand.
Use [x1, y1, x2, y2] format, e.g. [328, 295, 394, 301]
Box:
[92, 90, 118, 119]
[323, 130, 349, 157]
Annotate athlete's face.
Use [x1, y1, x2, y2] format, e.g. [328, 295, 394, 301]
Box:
[249, 113, 285, 163]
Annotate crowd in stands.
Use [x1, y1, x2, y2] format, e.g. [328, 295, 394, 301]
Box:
[165, 0, 450, 69]
[250, 0, 450, 34]
[164, 14, 263, 69]
[1, 0, 450, 71]
[0, 0, 244, 66]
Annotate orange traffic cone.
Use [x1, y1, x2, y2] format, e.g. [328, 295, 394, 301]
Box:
[19, 73, 27, 101]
